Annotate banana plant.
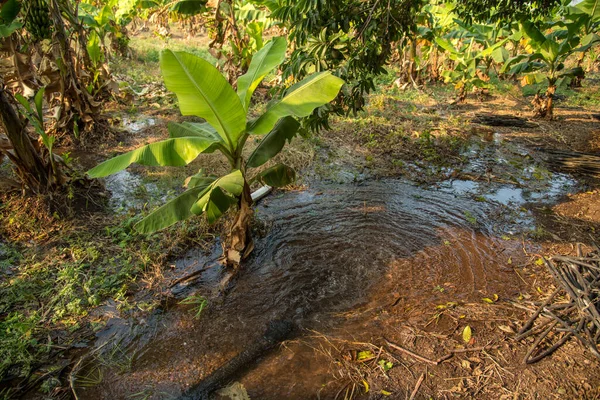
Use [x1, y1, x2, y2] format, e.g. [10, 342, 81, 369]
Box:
[88, 37, 344, 266]
[450, 19, 512, 74]
[435, 34, 508, 102]
[502, 20, 599, 119]
[564, 0, 600, 85]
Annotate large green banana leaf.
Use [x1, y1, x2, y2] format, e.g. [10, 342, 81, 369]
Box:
[434, 37, 458, 55]
[168, 121, 219, 139]
[87, 137, 219, 178]
[521, 21, 560, 61]
[237, 36, 287, 111]
[134, 179, 215, 233]
[576, 0, 600, 20]
[248, 71, 344, 135]
[247, 116, 300, 168]
[190, 170, 245, 223]
[160, 50, 246, 150]
[199, 186, 237, 224]
[167, 121, 229, 155]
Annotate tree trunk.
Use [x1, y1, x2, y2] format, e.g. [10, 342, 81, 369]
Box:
[408, 40, 417, 82]
[545, 85, 555, 120]
[48, 0, 99, 135]
[0, 85, 50, 192]
[221, 181, 254, 267]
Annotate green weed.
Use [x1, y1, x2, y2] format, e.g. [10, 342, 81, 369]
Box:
[179, 293, 208, 319]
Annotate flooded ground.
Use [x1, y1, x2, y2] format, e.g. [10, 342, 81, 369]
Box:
[73, 172, 566, 399]
[28, 105, 596, 399]
[54, 113, 600, 399]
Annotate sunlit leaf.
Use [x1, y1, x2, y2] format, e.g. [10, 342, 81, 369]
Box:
[247, 116, 300, 168]
[462, 325, 472, 343]
[237, 37, 287, 111]
[248, 71, 344, 135]
[87, 137, 220, 178]
[160, 50, 246, 149]
[134, 182, 214, 233]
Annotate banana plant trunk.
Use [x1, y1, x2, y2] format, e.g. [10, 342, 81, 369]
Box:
[222, 180, 254, 267]
[48, 0, 99, 135]
[0, 86, 51, 192]
[545, 84, 556, 120]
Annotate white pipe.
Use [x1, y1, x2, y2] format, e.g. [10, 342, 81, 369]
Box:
[251, 185, 272, 202]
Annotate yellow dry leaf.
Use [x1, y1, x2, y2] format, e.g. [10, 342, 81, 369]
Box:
[362, 380, 369, 393]
[463, 325, 472, 343]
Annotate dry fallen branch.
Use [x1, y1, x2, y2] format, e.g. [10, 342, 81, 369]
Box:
[384, 338, 500, 365]
[517, 244, 600, 363]
[409, 373, 425, 400]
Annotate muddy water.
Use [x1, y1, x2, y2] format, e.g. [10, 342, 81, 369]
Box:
[78, 178, 534, 399]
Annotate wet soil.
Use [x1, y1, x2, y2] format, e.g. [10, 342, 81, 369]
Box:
[74, 171, 599, 399]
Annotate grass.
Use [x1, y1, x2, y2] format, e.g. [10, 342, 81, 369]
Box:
[316, 77, 473, 181]
[110, 31, 218, 91]
[0, 194, 217, 383]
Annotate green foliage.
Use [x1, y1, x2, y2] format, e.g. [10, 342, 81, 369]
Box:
[179, 293, 208, 319]
[503, 19, 597, 88]
[272, 0, 421, 129]
[170, 0, 209, 15]
[0, 0, 22, 38]
[452, 0, 562, 23]
[0, 205, 214, 381]
[89, 37, 344, 233]
[0, 312, 45, 378]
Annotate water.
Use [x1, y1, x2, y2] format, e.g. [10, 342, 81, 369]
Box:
[444, 172, 576, 207]
[121, 116, 157, 133]
[69, 125, 585, 398]
[79, 178, 531, 399]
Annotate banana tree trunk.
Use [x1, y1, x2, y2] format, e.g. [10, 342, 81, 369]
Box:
[409, 40, 417, 82]
[222, 181, 254, 267]
[0, 86, 51, 192]
[48, 0, 100, 135]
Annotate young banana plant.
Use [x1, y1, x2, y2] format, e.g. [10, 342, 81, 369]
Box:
[88, 37, 344, 266]
[502, 20, 598, 119]
[435, 34, 508, 102]
[564, 0, 600, 86]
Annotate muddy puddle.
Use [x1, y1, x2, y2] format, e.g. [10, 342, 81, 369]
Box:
[104, 169, 165, 211]
[73, 174, 559, 399]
